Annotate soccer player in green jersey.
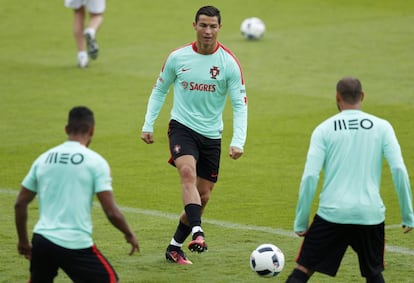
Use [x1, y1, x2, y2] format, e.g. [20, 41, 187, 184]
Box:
[285, 77, 414, 283]
[141, 6, 248, 264]
[15, 106, 139, 282]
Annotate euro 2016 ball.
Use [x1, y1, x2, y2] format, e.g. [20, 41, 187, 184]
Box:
[250, 244, 285, 278]
[240, 17, 266, 40]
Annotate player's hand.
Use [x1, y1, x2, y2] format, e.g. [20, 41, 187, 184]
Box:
[295, 230, 307, 237]
[17, 241, 32, 260]
[141, 132, 154, 144]
[402, 225, 412, 234]
[125, 233, 140, 255]
[229, 146, 243, 160]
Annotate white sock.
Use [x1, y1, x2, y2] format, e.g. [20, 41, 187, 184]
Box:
[191, 226, 203, 236]
[84, 27, 96, 38]
[78, 51, 87, 58]
[170, 238, 183, 247]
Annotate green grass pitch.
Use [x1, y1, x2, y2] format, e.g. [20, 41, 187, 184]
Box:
[1, 0, 413, 282]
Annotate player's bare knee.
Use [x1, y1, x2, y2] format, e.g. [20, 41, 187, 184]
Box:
[179, 165, 196, 181]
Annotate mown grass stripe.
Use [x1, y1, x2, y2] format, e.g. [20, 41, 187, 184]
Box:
[4, 188, 413, 256]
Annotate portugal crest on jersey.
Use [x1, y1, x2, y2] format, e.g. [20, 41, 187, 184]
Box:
[210, 66, 220, 79]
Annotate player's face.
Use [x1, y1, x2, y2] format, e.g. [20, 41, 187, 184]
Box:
[193, 15, 221, 53]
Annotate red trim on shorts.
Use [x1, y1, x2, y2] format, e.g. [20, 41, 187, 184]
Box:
[167, 122, 175, 167]
[382, 238, 386, 269]
[92, 245, 117, 283]
[295, 238, 305, 263]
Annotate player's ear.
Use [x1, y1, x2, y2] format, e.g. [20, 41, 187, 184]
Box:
[65, 125, 70, 134]
[89, 127, 95, 137]
[335, 92, 342, 111]
[360, 91, 365, 102]
[336, 92, 341, 103]
[193, 22, 197, 30]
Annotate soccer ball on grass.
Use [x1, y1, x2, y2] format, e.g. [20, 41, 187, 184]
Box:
[250, 243, 285, 278]
[240, 17, 266, 40]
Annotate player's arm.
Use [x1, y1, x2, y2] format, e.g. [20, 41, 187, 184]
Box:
[227, 61, 247, 159]
[141, 54, 177, 143]
[14, 186, 36, 260]
[141, 88, 168, 141]
[96, 191, 140, 255]
[383, 122, 414, 232]
[294, 172, 320, 235]
[294, 128, 325, 234]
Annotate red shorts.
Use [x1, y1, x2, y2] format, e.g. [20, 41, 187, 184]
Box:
[30, 233, 118, 283]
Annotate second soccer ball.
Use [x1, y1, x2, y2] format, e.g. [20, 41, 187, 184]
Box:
[250, 243, 285, 278]
[240, 17, 266, 40]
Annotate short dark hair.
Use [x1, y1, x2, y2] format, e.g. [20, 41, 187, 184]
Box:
[66, 106, 95, 134]
[336, 77, 363, 104]
[195, 6, 221, 24]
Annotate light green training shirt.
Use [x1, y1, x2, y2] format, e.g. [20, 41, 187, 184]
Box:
[22, 141, 112, 249]
[294, 110, 414, 232]
[142, 41, 248, 150]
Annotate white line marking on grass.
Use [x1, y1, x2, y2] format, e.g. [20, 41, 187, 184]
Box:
[3, 188, 414, 256]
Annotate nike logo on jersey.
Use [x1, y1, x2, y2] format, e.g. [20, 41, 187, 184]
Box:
[181, 68, 191, 72]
